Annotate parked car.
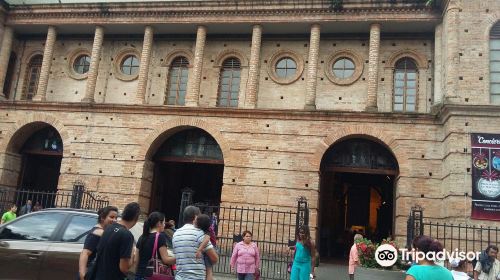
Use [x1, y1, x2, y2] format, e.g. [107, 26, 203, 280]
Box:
[0, 208, 142, 280]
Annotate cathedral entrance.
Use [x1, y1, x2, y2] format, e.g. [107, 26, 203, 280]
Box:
[18, 126, 63, 192]
[149, 128, 224, 223]
[318, 138, 398, 261]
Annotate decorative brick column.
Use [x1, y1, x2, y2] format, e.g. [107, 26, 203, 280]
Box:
[186, 25, 207, 107]
[136, 26, 154, 104]
[0, 26, 13, 100]
[433, 23, 443, 104]
[366, 23, 381, 111]
[245, 24, 263, 108]
[82, 26, 104, 103]
[304, 24, 321, 110]
[33, 26, 57, 102]
[444, 6, 459, 102]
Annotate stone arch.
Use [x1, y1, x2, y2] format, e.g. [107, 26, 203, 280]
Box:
[162, 49, 194, 67]
[310, 125, 408, 175]
[386, 49, 429, 70]
[213, 49, 248, 68]
[0, 112, 72, 158]
[22, 50, 44, 65]
[138, 117, 232, 213]
[138, 117, 232, 164]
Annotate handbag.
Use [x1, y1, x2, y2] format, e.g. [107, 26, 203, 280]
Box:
[146, 232, 174, 280]
[84, 253, 99, 280]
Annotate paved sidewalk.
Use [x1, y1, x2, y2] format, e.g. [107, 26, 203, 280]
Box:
[215, 262, 350, 280]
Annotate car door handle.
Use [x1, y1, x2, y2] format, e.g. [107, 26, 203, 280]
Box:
[21, 251, 43, 260]
[0, 241, 8, 248]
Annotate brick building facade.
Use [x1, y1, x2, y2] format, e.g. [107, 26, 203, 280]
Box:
[0, 0, 499, 254]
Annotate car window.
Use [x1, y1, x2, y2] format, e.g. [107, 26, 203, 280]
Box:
[0, 212, 65, 241]
[62, 215, 96, 242]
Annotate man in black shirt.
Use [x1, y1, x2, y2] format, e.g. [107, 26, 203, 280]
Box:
[95, 202, 141, 280]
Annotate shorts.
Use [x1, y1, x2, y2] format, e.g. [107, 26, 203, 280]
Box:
[203, 246, 218, 268]
[203, 252, 213, 268]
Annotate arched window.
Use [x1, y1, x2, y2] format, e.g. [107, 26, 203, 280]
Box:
[22, 55, 43, 100]
[490, 22, 500, 103]
[217, 57, 241, 107]
[393, 57, 418, 112]
[166, 56, 189, 105]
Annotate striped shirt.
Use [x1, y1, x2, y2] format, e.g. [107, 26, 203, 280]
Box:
[173, 223, 214, 280]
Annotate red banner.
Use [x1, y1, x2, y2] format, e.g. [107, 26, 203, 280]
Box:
[471, 133, 500, 220]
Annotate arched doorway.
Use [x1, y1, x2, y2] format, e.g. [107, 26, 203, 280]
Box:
[318, 138, 398, 261]
[149, 128, 224, 223]
[18, 126, 63, 191]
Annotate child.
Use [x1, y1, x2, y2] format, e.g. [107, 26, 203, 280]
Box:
[195, 214, 216, 280]
[348, 234, 363, 280]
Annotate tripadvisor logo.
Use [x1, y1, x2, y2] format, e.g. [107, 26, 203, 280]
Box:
[375, 244, 398, 267]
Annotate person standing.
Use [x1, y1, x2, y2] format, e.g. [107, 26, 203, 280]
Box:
[94, 202, 140, 280]
[33, 201, 42, 212]
[172, 206, 218, 280]
[290, 226, 316, 280]
[134, 212, 175, 280]
[474, 245, 500, 280]
[405, 236, 453, 280]
[1, 204, 17, 224]
[78, 206, 118, 280]
[230, 230, 261, 280]
[163, 220, 175, 249]
[19, 200, 32, 216]
[348, 234, 363, 280]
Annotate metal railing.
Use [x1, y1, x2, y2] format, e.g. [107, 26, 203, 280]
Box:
[407, 207, 500, 265]
[196, 204, 297, 280]
[0, 184, 109, 214]
[421, 221, 500, 256]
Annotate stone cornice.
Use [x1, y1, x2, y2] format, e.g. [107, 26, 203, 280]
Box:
[438, 104, 500, 123]
[0, 101, 439, 125]
[5, 0, 441, 25]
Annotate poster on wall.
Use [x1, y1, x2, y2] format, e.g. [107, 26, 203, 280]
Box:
[471, 133, 500, 220]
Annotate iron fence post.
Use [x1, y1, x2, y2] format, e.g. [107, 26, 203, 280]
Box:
[71, 181, 85, 209]
[179, 187, 194, 228]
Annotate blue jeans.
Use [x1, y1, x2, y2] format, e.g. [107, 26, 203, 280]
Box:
[237, 273, 254, 280]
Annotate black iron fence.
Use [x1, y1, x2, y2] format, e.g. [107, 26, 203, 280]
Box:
[189, 197, 309, 280]
[0, 183, 109, 214]
[194, 205, 296, 280]
[407, 206, 500, 263]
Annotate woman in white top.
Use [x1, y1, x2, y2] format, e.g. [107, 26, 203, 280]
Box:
[450, 258, 472, 280]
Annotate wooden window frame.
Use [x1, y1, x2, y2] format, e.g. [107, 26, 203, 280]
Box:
[22, 55, 43, 101]
[393, 58, 418, 112]
[217, 58, 241, 108]
[490, 22, 500, 102]
[165, 56, 189, 106]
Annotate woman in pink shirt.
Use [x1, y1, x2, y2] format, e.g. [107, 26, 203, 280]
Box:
[230, 230, 261, 280]
[349, 234, 363, 280]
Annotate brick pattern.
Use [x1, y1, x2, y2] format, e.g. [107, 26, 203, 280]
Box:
[244, 24, 262, 109]
[304, 24, 321, 110]
[136, 26, 153, 104]
[185, 25, 207, 107]
[82, 26, 104, 103]
[366, 23, 381, 110]
[33, 26, 56, 102]
[0, 26, 13, 99]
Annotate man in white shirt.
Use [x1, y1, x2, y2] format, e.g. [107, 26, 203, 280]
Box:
[172, 206, 218, 280]
[474, 245, 500, 280]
